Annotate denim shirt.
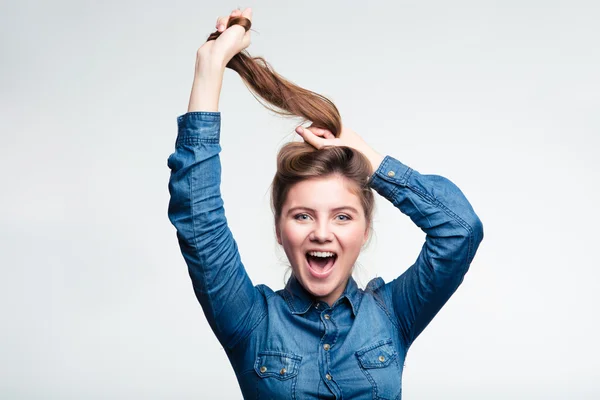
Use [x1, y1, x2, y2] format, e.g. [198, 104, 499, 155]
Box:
[167, 112, 484, 400]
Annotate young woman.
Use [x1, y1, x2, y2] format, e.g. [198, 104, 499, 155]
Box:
[167, 8, 484, 399]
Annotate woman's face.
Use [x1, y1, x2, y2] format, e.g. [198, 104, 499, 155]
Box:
[276, 174, 369, 306]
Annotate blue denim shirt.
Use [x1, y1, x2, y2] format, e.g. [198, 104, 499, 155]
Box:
[167, 112, 484, 399]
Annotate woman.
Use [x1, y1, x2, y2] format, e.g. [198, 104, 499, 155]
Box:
[167, 7, 484, 399]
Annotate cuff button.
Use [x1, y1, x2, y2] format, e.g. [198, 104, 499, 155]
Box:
[387, 170, 396, 177]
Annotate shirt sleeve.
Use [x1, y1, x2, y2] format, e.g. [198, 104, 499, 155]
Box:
[166, 111, 265, 349]
[368, 155, 484, 348]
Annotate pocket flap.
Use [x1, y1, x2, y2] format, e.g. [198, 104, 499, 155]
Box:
[356, 339, 397, 369]
[254, 351, 302, 380]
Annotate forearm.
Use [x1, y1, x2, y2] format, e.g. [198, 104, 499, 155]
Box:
[363, 148, 384, 177]
[187, 57, 226, 113]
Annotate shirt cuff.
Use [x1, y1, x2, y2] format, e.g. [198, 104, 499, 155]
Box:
[368, 155, 413, 199]
[175, 111, 221, 146]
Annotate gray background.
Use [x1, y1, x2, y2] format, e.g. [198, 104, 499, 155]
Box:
[1, 0, 599, 398]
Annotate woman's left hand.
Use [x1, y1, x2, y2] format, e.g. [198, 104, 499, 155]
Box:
[295, 124, 385, 175]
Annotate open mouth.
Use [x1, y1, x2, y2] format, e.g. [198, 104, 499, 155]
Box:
[305, 251, 337, 279]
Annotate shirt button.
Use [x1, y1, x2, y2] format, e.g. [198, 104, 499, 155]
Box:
[326, 373, 332, 381]
[379, 355, 386, 362]
[387, 170, 395, 177]
[260, 366, 267, 373]
[323, 343, 331, 351]
[324, 314, 330, 320]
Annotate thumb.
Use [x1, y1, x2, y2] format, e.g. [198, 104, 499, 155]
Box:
[296, 126, 324, 149]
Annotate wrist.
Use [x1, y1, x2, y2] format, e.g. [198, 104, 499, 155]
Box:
[366, 151, 384, 175]
[194, 55, 226, 77]
[188, 62, 225, 113]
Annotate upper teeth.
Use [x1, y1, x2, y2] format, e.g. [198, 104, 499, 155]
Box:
[308, 251, 336, 258]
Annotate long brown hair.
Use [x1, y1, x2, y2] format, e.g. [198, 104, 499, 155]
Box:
[208, 16, 375, 236]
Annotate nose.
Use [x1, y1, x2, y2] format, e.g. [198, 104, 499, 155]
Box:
[310, 220, 333, 242]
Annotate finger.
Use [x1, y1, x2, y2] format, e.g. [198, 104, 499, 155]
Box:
[309, 126, 335, 139]
[296, 126, 325, 149]
[241, 7, 252, 21]
[216, 10, 236, 32]
[216, 16, 227, 32]
[217, 8, 249, 32]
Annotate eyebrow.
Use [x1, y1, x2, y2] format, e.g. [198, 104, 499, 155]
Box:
[286, 206, 360, 216]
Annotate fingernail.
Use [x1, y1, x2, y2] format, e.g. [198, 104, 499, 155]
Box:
[296, 126, 304, 134]
[219, 24, 225, 31]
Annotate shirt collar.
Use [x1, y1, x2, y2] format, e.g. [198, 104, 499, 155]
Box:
[283, 274, 363, 316]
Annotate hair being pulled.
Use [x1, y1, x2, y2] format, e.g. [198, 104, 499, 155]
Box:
[206, 16, 341, 136]
[206, 16, 375, 234]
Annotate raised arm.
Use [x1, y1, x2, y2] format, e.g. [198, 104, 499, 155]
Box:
[296, 125, 484, 348]
[167, 8, 264, 349]
[368, 156, 484, 348]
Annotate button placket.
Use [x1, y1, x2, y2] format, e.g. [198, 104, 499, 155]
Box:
[320, 307, 337, 388]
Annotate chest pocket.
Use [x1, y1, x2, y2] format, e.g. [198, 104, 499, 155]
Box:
[356, 339, 401, 400]
[254, 351, 302, 399]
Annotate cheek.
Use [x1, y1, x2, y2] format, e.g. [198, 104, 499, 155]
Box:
[280, 224, 305, 249]
[340, 227, 368, 252]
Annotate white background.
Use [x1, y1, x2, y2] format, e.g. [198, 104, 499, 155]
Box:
[1, 0, 599, 398]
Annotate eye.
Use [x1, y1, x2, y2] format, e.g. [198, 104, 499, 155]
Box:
[293, 213, 310, 221]
[336, 214, 351, 221]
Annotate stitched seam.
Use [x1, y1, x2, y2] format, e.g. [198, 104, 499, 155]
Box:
[366, 279, 403, 335]
[292, 373, 298, 400]
[400, 166, 413, 184]
[176, 137, 219, 147]
[387, 182, 401, 201]
[372, 291, 401, 332]
[356, 356, 379, 399]
[356, 339, 399, 399]
[330, 314, 340, 349]
[282, 290, 295, 311]
[182, 111, 220, 117]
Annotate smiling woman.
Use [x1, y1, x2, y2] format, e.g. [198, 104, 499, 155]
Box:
[276, 174, 370, 305]
[167, 7, 484, 399]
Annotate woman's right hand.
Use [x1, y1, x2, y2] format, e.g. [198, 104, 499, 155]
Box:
[196, 7, 253, 69]
[295, 125, 385, 175]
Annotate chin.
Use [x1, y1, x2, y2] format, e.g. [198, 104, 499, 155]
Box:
[303, 280, 338, 299]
